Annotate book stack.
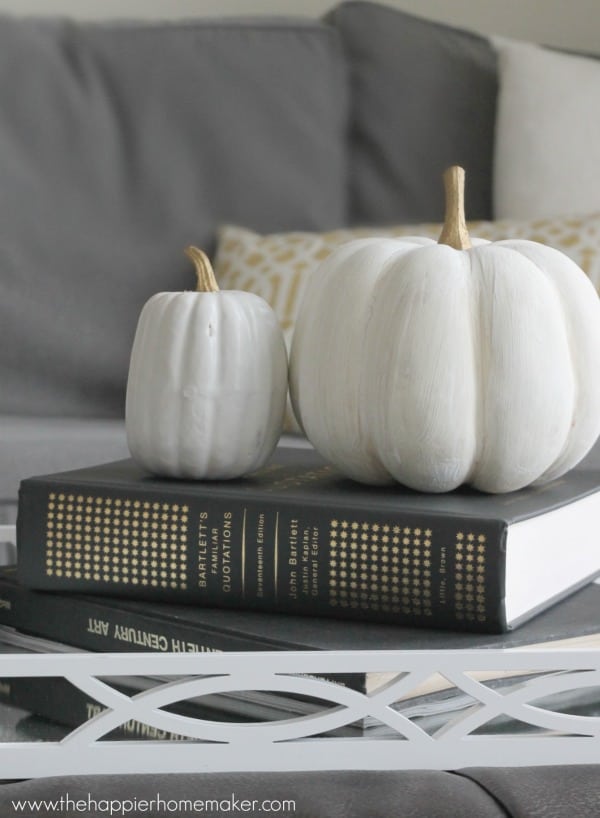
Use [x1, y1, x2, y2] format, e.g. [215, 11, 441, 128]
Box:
[2, 442, 600, 737]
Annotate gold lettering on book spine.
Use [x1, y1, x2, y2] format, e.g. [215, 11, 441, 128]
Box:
[44, 492, 189, 591]
[454, 531, 487, 624]
[328, 519, 433, 617]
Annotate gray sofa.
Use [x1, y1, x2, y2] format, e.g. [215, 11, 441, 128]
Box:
[2, 2, 599, 814]
[0, 0, 498, 522]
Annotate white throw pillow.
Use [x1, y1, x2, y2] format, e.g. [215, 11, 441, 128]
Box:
[494, 39, 600, 219]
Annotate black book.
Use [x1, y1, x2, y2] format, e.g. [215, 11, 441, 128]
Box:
[0, 566, 599, 676]
[16, 445, 600, 632]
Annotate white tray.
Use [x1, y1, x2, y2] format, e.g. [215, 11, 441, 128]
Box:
[1, 647, 599, 778]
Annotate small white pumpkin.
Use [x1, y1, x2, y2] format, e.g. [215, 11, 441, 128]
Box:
[289, 167, 600, 493]
[126, 246, 287, 479]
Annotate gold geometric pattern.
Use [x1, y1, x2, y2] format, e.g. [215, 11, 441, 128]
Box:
[454, 531, 487, 624]
[328, 519, 433, 618]
[214, 216, 600, 432]
[44, 492, 189, 591]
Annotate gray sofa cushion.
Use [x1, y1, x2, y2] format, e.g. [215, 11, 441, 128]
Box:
[0, 15, 348, 419]
[0, 416, 128, 517]
[3, 768, 600, 816]
[327, 1, 497, 224]
[0, 771, 507, 817]
[459, 766, 600, 818]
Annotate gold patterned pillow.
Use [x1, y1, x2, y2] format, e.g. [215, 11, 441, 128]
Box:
[214, 215, 600, 431]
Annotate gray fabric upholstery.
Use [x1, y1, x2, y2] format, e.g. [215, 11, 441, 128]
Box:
[0, 416, 128, 512]
[0, 771, 507, 817]
[3, 769, 599, 816]
[327, 0, 497, 225]
[459, 766, 600, 818]
[0, 15, 348, 419]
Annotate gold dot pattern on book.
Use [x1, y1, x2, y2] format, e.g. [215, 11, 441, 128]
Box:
[454, 531, 487, 623]
[328, 520, 432, 617]
[44, 493, 189, 590]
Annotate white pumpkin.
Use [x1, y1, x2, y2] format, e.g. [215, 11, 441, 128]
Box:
[289, 167, 600, 493]
[126, 246, 287, 479]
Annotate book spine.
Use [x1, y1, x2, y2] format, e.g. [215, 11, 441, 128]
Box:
[16, 475, 508, 631]
[0, 573, 277, 655]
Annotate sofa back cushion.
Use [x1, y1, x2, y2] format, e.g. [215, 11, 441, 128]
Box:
[327, 1, 497, 225]
[0, 15, 348, 417]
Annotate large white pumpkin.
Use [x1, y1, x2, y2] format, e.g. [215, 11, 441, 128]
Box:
[126, 246, 287, 479]
[289, 168, 600, 493]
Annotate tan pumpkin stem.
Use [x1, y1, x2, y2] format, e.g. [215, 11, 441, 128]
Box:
[185, 246, 220, 292]
[437, 166, 472, 250]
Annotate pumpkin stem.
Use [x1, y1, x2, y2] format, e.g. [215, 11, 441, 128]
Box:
[185, 246, 220, 293]
[437, 166, 472, 250]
